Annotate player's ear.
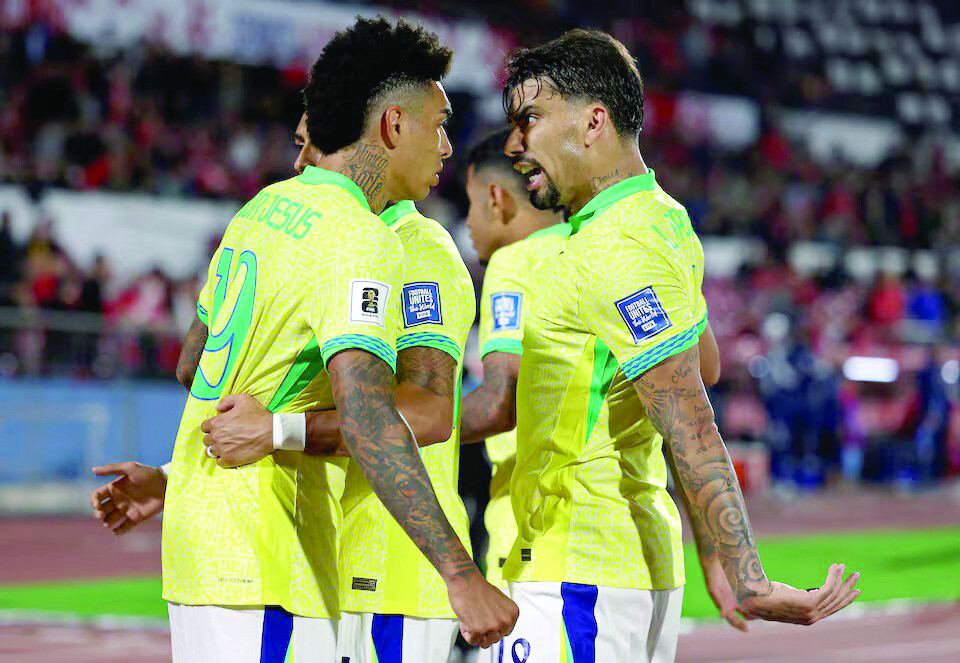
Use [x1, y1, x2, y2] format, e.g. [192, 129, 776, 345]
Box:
[491, 183, 516, 225]
[381, 106, 403, 149]
[583, 104, 607, 147]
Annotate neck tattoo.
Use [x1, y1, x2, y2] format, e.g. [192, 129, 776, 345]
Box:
[338, 143, 388, 210]
[589, 169, 634, 195]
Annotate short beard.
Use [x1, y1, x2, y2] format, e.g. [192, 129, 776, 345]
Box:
[529, 178, 563, 211]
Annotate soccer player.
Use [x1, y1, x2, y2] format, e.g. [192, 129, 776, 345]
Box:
[92, 18, 517, 660]
[460, 128, 569, 593]
[199, 116, 481, 661]
[494, 30, 860, 661]
[460, 129, 740, 635]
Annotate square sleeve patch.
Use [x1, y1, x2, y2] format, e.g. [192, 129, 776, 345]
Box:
[349, 279, 390, 328]
[491, 292, 522, 332]
[402, 281, 442, 328]
[615, 287, 672, 344]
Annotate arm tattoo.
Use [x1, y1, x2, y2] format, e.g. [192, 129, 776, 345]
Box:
[175, 315, 207, 391]
[329, 349, 477, 581]
[337, 143, 387, 211]
[460, 352, 520, 444]
[634, 346, 770, 602]
[397, 347, 457, 399]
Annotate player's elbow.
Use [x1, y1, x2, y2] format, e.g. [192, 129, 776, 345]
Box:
[701, 362, 721, 387]
[416, 406, 453, 447]
[175, 365, 194, 391]
[488, 390, 517, 436]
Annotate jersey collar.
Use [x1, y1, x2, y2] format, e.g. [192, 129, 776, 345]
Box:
[380, 200, 418, 227]
[568, 170, 657, 234]
[527, 222, 572, 240]
[296, 165, 371, 211]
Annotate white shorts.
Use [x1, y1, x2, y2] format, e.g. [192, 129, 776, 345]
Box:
[494, 581, 683, 663]
[335, 611, 458, 663]
[168, 603, 336, 662]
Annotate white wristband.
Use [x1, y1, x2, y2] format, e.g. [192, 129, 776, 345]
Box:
[273, 412, 307, 452]
[159, 462, 172, 479]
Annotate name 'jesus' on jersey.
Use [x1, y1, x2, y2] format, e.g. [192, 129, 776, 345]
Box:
[162, 166, 404, 618]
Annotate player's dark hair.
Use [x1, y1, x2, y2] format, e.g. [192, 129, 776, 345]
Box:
[502, 29, 644, 139]
[303, 16, 452, 154]
[466, 128, 528, 190]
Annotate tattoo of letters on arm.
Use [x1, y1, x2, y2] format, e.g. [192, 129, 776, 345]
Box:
[328, 349, 475, 580]
[633, 345, 770, 602]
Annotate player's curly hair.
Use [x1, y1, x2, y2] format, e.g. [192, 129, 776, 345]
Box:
[503, 29, 644, 139]
[303, 16, 453, 154]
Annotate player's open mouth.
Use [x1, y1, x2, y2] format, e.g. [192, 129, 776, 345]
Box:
[514, 161, 545, 191]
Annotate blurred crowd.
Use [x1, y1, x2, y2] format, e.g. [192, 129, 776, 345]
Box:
[1, 4, 959, 485]
[0, 210, 201, 378]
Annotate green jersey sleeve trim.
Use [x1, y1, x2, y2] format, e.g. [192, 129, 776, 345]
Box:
[267, 337, 323, 412]
[396, 332, 462, 361]
[480, 338, 524, 358]
[321, 334, 397, 374]
[621, 324, 701, 380]
[196, 302, 208, 325]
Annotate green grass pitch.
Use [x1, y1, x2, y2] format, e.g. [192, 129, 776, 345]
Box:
[0, 527, 957, 621]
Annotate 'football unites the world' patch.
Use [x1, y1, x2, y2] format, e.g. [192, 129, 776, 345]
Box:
[402, 281, 442, 327]
[348, 279, 390, 327]
[615, 286, 672, 344]
[491, 292, 522, 331]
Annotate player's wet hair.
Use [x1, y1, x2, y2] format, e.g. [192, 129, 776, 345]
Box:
[466, 128, 528, 191]
[303, 16, 452, 154]
[503, 29, 644, 140]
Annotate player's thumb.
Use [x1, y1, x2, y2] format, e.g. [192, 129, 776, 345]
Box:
[91, 462, 131, 477]
[216, 395, 239, 413]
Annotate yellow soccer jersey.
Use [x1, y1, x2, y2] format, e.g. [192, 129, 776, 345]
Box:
[338, 201, 477, 618]
[476, 223, 570, 587]
[505, 170, 707, 591]
[161, 166, 404, 618]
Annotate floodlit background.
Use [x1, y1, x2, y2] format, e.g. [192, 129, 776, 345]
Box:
[1, 1, 959, 661]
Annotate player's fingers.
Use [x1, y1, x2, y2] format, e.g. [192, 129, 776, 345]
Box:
[826, 587, 861, 617]
[90, 486, 112, 510]
[114, 519, 138, 535]
[821, 572, 861, 616]
[216, 395, 239, 413]
[200, 417, 214, 434]
[722, 608, 749, 632]
[102, 507, 129, 530]
[92, 463, 132, 477]
[817, 564, 843, 604]
[205, 444, 217, 459]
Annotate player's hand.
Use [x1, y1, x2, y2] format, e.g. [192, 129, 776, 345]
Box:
[701, 553, 748, 632]
[200, 394, 273, 468]
[446, 570, 519, 648]
[740, 564, 861, 625]
[90, 462, 166, 535]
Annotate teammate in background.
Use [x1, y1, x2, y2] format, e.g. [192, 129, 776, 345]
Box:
[198, 112, 481, 661]
[459, 129, 741, 633]
[91, 17, 517, 660]
[496, 30, 860, 660]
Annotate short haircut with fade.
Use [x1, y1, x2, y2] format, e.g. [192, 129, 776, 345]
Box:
[502, 29, 644, 139]
[303, 16, 453, 154]
[466, 128, 528, 191]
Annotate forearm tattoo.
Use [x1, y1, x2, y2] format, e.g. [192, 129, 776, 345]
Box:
[460, 353, 518, 443]
[634, 346, 770, 602]
[397, 347, 457, 399]
[176, 315, 208, 390]
[329, 350, 475, 580]
[338, 142, 387, 211]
